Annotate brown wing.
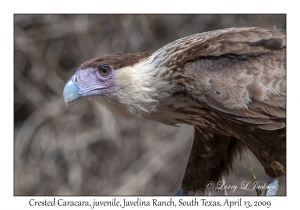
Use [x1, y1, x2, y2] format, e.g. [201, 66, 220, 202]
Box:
[181, 28, 286, 130]
[180, 126, 245, 195]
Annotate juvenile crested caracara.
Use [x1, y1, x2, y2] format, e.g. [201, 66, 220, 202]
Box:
[63, 27, 286, 195]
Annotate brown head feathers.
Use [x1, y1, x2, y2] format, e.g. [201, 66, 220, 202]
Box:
[80, 52, 151, 70]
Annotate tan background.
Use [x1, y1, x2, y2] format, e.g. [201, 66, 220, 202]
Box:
[14, 14, 286, 195]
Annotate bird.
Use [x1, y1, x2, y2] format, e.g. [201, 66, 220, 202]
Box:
[63, 27, 286, 195]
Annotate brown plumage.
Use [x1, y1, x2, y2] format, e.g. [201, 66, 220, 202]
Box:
[64, 27, 286, 195]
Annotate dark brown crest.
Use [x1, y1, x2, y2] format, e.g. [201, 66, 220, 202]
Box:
[80, 52, 151, 70]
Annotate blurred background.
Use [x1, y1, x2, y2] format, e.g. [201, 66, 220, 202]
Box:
[14, 14, 286, 195]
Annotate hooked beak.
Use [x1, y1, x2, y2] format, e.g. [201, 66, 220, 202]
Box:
[63, 79, 106, 105]
[63, 80, 81, 105]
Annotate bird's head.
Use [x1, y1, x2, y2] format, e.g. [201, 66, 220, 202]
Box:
[63, 52, 182, 121]
[63, 62, 116, 105]
[63, 64, 113, 104]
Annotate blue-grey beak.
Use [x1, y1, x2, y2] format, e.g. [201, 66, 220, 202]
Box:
[63, 79, 81, 105]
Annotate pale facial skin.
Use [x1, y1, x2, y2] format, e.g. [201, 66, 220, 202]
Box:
[63, 65, 116, 105]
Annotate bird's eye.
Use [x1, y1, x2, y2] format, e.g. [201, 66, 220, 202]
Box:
[99, 65, 111, 76]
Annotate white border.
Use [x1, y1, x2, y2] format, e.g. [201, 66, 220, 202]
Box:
[3, 0, 297, 209]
